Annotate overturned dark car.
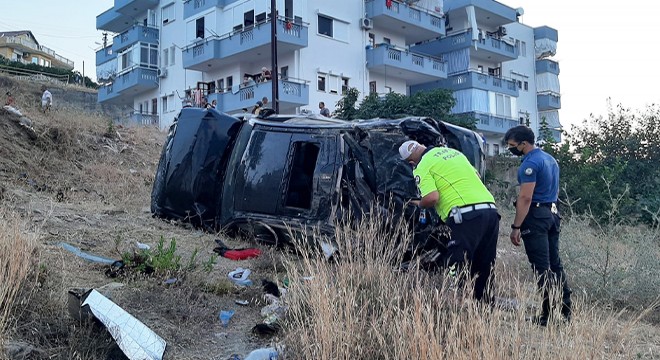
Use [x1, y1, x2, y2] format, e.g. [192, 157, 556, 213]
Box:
[151, 108, 485, 256]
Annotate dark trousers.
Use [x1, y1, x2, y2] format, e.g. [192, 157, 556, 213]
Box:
[521, 206, 572, 319]
[445, 208, 500, 301]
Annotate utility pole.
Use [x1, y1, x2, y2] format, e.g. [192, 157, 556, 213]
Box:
[270, 0, 279, 113]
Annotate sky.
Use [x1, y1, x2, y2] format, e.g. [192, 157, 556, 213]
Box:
[1, 0, 658, 133]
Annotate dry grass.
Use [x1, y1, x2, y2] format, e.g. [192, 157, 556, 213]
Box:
[282, 211, 659, 359]
[0, 209, 39, 348]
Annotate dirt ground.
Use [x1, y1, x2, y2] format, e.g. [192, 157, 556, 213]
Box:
[1, 76, 284, 359]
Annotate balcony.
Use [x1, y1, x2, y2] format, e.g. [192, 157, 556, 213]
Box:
[411, 29, 517, 62]
[469, 111, 519, 135]
[182, 19, 308, 71]
[443, 0, 518, 29]
[115, 0, 159, 18]
[96, 7, 133, 33]
[442, 70, 518, 97]
[184, 0, 240, 18]
[365, 0, 444, 45]
[537, 92, 561, 111]
[536, 59, 560, 75]
[97, 67, 158, 105]
[0, 37, 74, 69]
[95, 47, 116, 66]
[366, 45, 446, 84]
[207, 78, 309, 113]
[112, 25, 159, 53]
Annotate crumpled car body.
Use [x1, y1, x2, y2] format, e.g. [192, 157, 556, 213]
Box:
[151, 109, 485, 257]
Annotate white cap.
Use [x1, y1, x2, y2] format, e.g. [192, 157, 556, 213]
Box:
[399, 140, 420, 160]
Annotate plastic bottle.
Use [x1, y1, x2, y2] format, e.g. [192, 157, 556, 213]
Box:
[219, 310, 235, 327]
[419, 208, 427, 224]
[244, 347, 278, 360]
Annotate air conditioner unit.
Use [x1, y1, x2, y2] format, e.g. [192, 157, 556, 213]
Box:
[360, 18, 373, 30]
[499, 26, 507, 36]
[158, 68, 168, 78]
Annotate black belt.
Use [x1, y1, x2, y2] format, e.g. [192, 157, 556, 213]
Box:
[533, 202, 555, 208]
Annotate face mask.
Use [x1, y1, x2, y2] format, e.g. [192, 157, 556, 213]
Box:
[508, 144, 524, 156]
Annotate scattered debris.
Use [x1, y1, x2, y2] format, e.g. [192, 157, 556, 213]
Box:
[136, 241, 151, 250]
[261, 279, 281, 297]
[59, 242, 116, 265]
[82, 289, 167, 360]
[213, 239, 261, 260]
[235, 299, 249, 306]
[219, 310, 235, 328]
[228, 267, 253, 286]
[163, 278, 178, 285]
[244, 347, 279, 360]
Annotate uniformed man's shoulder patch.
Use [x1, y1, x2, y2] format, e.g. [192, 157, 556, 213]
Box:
[524, 167, 533, 176]
[415, 175, 421, 185]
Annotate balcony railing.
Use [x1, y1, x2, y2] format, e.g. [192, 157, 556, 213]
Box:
[445, 70, 518, 97]
[207, 77, 309, 113]
[0, 37, 74, 67]
[365, 0, 444, 44]
[112, 25, 159, 53]
[366, 44, 446, 84]
[412, 28, 517, 62]
[537, 92, 561, 111]
[471, 111, 519, 134]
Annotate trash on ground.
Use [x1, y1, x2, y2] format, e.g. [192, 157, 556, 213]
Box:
[228, 267, 253, 286]
[261, 279, 280, 297]
[59, 242, 116, 265]
[214, 239, 261, 260]
[105, 260, 125, 278]
[82, 289, 167, 360]
[251, 323, 282, 337]
[219, 310, 235, 328]
[244, 347, 278, 360]
[136, 241, 151, 250]
[235, 299, 249, 306]
[163, 278, 177, 285]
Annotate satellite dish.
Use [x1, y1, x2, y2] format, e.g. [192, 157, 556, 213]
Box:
[516, 7, 524, 16]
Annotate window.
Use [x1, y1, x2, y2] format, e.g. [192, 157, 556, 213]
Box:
[524, 81, 528, 91]
[519, 116, 525, 124]
[318, 15, 333, 37]
[244, 10, 254, 28]
[517, 80, 522, 89]
[317, 15, 349, 41]
[368, 33, 375, 47]
[342, 77, 349, 95]
[285, 0, 293, 19]
[162, 48, 169, 67]
[285, 142, 320, 209]
[493, 144, 500, 154]
[217, 78, 224, 92]
[317, 73, 326, 91]
[369, 81, 376, 94]
[151, 98, 157, 115]
[31, 57, 38, 64]
[169, 45, 175, 65]
[521, 41, 527, 57]
[329, 74, 339, 94]
[139, 103, 144, 114]
[196, 17, 205, 38]
[120, 50, 133, 71]
[162, 4, 175, 24]
[140, 43, 159, 68]
[495, 94, 512, 117]
[227, 76, 233, 89]
[477, 65, 484, 73]
[281, 66, 289, 80]
[162, 96, 168, 113]
[485, 143, 490, 155]
[383, 37, 391, 45]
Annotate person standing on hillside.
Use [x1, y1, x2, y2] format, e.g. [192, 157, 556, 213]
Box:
[41, 86, 52, 112]
[5, 91, 15, 107]
[505, 125, 572, 326]
[399, 140, 500, 302]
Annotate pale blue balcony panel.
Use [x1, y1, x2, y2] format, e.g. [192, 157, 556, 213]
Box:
[443, 0, 518, 28]
[209, 78, 309, 113]
[366, 45, 446, 85]
[115, 0, 159, 17]
[411, 29, 517, 62]
[98, 84, 121, 104]
[470, 111, 519, 135]
[113, 67, 159, 96]
[96, 47, 116, 66]
[534, 26, 558, 42]
[184, 0, 240, 18]
[112, 25, 159, 53]
[441, 70, 518, 97]
[182, 19, 308, 71]
[96, 7, 133, 33]
[365, 0, 444, 45]
[536, 59, 560, 75]
[537, 93, 561, 111]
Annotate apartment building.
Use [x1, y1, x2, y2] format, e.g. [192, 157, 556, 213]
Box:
[95, 0, 562, 153]
[0, 30, 75, 70]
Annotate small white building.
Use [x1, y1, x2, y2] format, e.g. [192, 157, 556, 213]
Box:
[95, 0, 562, 154]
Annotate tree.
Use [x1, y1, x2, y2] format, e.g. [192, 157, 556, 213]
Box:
[546, 102, 660, 223]
[334, 87, 476, 129]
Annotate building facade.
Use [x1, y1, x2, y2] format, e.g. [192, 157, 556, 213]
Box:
[95, 0, 562, 153]
[0, 30, 75, 70]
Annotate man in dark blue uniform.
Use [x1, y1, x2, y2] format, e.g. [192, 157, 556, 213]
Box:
[505, 125, 572, 326]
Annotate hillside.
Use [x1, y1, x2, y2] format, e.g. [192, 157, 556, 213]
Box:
[0, 76, 280, 359]
[0, 75, 658, 360]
